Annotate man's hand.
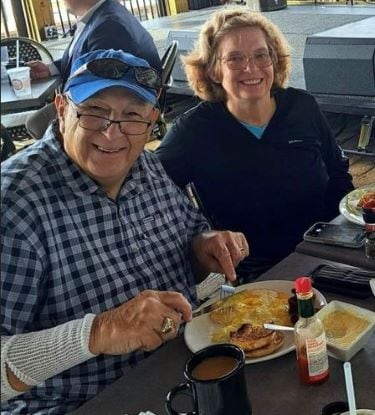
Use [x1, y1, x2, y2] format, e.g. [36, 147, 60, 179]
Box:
[26, 61, 50, 80]
[89, 290, 192, 355]
[191, 231, 249, 282]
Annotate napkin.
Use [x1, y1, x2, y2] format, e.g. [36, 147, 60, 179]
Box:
[311, 264, 373, 299]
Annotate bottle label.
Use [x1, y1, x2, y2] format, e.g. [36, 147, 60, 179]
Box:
[305, 333, 329, 381]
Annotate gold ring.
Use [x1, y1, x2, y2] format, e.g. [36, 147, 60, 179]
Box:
[240, 247, 245, 252]
[160, 317, 174, 334]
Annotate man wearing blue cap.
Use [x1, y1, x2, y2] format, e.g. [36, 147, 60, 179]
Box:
[1, 49, 249, 414]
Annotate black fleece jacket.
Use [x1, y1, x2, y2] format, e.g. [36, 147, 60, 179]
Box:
[156, 88, 354, 274]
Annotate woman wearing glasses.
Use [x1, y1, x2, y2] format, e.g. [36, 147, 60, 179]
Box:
[156, 8, 353, 282]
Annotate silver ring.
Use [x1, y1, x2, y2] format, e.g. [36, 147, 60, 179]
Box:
[160, 317, 174, 334]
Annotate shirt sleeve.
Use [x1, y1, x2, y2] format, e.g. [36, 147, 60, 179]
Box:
[48, 62, 60, 76]
[312, 99, 354, 219]
[1, 220, 48, 336]
[156, 115, 193, 189]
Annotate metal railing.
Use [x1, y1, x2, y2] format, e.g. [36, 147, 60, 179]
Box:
[1, 0, 169, 40]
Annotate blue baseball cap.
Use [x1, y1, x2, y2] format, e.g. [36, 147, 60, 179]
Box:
[64, 49, 159, 105]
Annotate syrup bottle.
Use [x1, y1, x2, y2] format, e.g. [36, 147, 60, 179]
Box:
[294, 276, 329, 385]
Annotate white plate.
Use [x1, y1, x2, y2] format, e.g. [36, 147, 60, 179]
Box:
[339, 184, 375, 226]
[185, 280, 327, 364]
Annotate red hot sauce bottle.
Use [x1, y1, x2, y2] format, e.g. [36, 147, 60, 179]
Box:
[294, 276, 329, 385]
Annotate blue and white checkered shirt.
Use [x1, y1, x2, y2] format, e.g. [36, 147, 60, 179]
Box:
[1, 125, 208, 414]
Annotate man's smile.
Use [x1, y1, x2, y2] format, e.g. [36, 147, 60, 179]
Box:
[95, 144, 127, 153]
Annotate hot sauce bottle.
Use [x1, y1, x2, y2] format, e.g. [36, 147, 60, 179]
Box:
[362, 200, 375, 260]
[294, 276, 329, 385]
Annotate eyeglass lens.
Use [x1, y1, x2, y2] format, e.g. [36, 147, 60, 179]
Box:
[222, 51, 273, 70]
[86, 59, 161, 89]
[87, 59, 128, 79]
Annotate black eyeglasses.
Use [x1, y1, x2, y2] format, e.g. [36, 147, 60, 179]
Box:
[75, 113, 152, 135]
[66, 96, 152, 135]
[68, 58, 162, 90]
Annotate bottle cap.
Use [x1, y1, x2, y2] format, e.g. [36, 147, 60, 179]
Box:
[295, 276, 312, 294]
[362, 200, 375, 224]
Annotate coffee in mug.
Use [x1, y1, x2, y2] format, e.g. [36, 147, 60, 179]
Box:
[165, 343, 252, 415]
[191, 355, 239, 380]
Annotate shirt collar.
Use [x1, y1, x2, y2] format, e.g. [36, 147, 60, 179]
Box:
[79, 0, 106, 24]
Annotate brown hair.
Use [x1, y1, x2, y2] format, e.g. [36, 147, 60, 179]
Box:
[182, 7, 292, 102]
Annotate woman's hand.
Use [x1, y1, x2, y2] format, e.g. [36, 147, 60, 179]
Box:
[89, 290, 192, 355]
[191, 230, 249, 282]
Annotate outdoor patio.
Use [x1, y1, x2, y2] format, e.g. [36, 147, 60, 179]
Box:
[5, 3, 375, 185]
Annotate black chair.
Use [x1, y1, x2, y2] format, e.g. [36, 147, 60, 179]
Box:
[1, 36, 53, 64]
[153, 40, 179, 140]
[1, 124, 16, 162]
[1, 37, 54, 141]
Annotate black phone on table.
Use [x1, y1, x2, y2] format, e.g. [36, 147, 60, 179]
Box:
[303, 222, 366, 248]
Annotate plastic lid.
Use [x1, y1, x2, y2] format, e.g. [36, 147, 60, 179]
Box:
[295, 276, 312, 294]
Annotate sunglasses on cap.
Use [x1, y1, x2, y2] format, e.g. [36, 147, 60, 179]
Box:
[67, 58, 162, 90]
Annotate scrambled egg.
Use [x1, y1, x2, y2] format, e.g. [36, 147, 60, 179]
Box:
[209, 289, 292, 343]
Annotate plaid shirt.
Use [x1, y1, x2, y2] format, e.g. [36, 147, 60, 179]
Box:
[1, 126, 208, 414]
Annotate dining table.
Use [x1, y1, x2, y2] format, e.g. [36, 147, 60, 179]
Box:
[295, 215, 375, 271]
[1, 76, 60, 113]
[73, 252, 375, 415]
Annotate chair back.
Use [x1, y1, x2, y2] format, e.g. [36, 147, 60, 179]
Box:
[161, 40, 179, 90]
[1, 37, 53, 63]
[1, 124, 16, 162]
[158, 40, 179, 113]
[152, 40, 179, 140]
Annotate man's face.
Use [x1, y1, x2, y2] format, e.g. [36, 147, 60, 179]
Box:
[56, 87, 157, 198]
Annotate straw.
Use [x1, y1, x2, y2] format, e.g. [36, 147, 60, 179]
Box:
[344, 361, 357, 415]
[16, 39, 19, 68]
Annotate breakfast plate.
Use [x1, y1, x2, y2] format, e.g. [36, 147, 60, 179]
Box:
[339, 184, 375, 226]
[185, 280, 327, 364]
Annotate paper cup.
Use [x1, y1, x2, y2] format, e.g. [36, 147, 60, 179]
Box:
[342, 411, 375, 415]
[7, 66, 32, 98]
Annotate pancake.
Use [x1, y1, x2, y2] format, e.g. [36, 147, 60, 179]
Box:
[229, 324, 285, 358]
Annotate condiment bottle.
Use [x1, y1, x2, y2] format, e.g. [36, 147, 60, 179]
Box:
[294, 276, 329, 385]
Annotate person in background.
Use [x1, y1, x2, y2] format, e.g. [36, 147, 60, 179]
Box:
[25, 0, 161, 139]
[1, 49, 249, 414]
[156, 8, 353, 283]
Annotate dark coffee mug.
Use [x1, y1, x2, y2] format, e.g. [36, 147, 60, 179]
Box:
[321, 401, 349, 415]
[165, 343, 252, 415]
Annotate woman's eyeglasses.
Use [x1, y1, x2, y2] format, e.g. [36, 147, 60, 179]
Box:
[68, 58, 162, 90]
[218, 51, 275, 70]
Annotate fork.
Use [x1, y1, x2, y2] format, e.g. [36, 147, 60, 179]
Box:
[217, 284, 236, 321]
[220, 284, 235, 299]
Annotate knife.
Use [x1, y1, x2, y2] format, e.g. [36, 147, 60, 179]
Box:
[192, 285, 235, 318]
[192, 303, 218, 318]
